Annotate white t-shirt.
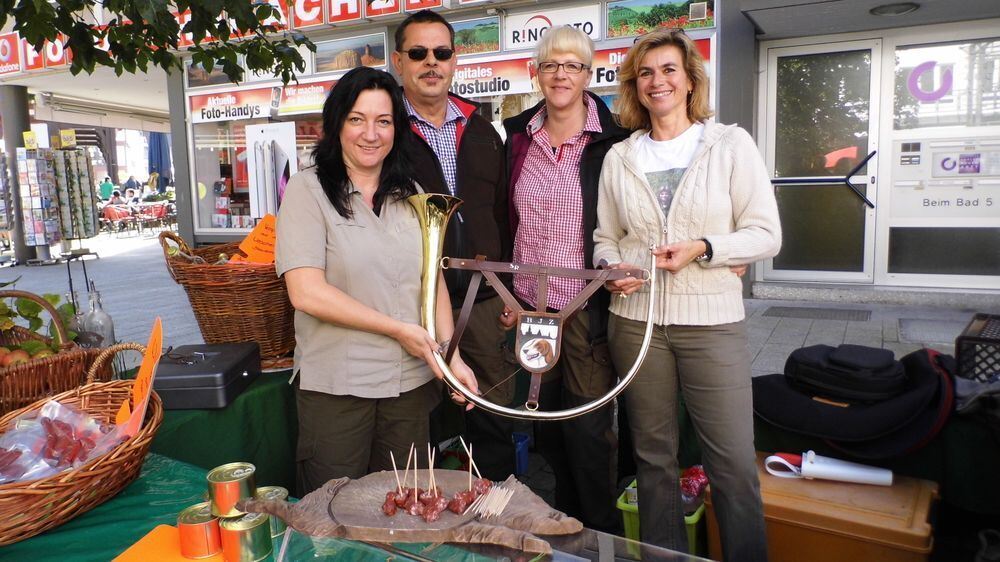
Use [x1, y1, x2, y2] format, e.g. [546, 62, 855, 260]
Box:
[634, 123, 705, 220]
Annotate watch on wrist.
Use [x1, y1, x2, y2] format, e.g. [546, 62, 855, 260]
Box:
[695, 238, 713, 262]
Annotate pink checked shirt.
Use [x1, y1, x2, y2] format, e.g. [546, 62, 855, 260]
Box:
[513, 98, 602, 310]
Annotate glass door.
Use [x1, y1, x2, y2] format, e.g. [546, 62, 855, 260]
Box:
[761, 40, 882, 282]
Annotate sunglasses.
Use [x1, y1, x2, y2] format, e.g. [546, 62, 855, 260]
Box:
[399, 47, 455, 61]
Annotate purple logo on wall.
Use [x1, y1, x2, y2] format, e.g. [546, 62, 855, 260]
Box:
[907, 61, 953, 103]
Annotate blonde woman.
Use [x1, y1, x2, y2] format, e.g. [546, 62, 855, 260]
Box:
[594, 29, 780, 560]
[501, 26, 630, 532]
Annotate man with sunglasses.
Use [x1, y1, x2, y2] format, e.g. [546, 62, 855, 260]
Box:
[392, 10, 516, 481]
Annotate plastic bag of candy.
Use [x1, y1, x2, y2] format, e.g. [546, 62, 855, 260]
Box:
[680, 465, 709, 514]
[0, 400, 125, 484]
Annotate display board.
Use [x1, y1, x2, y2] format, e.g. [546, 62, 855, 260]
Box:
[16, 148, 62, 246]
[15, 147, 100, 245]
[0, 153, 11, 231]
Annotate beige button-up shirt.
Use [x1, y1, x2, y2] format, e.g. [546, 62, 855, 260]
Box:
[275, 169, 433, 398]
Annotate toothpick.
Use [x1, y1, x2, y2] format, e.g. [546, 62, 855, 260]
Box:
[414, 445, 419, 491]
[402, 444, 414, 492]
[390, 451, 402, 495]
[459, 436, 483, 480]
[467, 443, 473, 492]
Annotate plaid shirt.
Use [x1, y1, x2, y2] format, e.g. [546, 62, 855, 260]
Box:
[404, 96, 465, 196]
[513, 98, 602, 310]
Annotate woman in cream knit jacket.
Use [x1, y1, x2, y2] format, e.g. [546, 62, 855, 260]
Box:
[594, 30, 780, 561]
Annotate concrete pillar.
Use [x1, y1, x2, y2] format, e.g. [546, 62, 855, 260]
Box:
[0, 85, 36, 263]
[166, 67, 195, 243]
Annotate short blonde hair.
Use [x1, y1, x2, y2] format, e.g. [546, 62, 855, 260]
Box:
[535, 26, 594, 67]
[617, 29, 713, 130]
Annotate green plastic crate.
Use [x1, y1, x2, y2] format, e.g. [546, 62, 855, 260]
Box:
[616, 479, 705, 557]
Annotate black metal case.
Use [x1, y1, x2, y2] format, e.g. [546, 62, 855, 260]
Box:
[153, 342, 261, 409]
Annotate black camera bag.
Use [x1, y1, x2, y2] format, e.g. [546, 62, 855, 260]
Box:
[784, 344, 908, 403]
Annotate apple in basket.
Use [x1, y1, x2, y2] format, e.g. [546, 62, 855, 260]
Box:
[32, 349, 55, 360]
[0, 347, 9, 362]
[1, 349, 30, 367]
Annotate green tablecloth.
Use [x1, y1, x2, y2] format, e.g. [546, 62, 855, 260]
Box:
[1, 454, 207, 561]
[149, 372, 298, 491]
[3, 454, 699, 562]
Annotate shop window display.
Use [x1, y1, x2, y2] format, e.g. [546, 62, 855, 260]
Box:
[191, 118, 320, 231]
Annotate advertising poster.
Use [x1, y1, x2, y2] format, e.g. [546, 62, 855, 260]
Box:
[190, 87, 281, 123]
[279, 79, 338, 115]
[452, 56, 535, 98]
[0, 33, 21, 76]
[607, 0, 715, 38]
[246, 122, 298, 218]
[453, 17, 501, 56]
[314, 33, 386, 73]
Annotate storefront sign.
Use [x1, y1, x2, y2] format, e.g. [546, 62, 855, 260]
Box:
[292, 0, 326, 28]
[0, 33, 21, 75]
[589, 47, 630, 87]
[279, 80, 337, 114]
[190, 87, 281, 123]
[504, 4, 602, 51]
[21, 36, 70, 71]
[907, 60, 953, 103]
[364, 0, 401, 18]
[587, 40, 709, 88]
[404, 0, 444, 10]
[328, 0, 363, 24]
[452, 56, 534, 98]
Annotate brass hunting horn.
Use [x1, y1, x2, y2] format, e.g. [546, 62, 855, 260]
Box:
[409, 193, 657, 421]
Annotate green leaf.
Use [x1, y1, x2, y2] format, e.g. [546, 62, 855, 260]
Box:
[0, 318, 14, 331]
[0, 276, 21, 288]
[42, 294, 61, 307]
[15, 298, 43, 318]
[19, 340, 48, 356]
[27, 316, 43, 333]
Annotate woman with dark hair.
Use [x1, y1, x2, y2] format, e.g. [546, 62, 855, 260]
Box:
[594, 29, 780, 561]
[276, 66, 478, 494]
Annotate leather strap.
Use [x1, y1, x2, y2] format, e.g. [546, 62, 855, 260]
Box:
[444, 257, 647, 282]
[525, 372, 544, 411]
[446, 257, 485, 363]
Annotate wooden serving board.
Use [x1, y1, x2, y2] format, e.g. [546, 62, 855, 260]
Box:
[328, 469, 477, 531]
[239, 470, 583, 554]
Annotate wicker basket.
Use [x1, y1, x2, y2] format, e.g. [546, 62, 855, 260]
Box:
[159, 231, 295, 360]
[0, 342, 161, 545]
[0, 290, 111, 416]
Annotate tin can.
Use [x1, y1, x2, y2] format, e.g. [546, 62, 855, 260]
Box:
[219, 512, 273, 562]
[207, 462, 257, 518]
[177, 502, 222, 559]
[254, 486, 289, 537]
